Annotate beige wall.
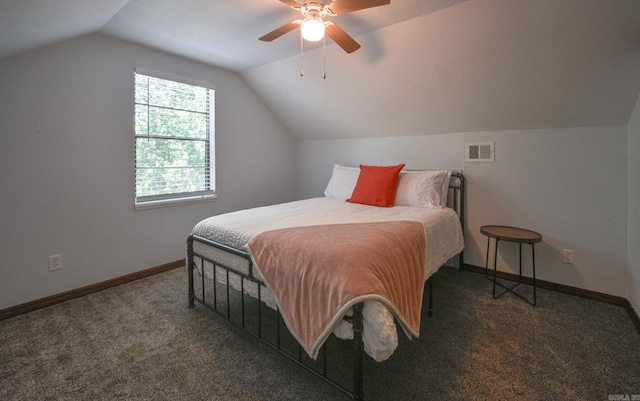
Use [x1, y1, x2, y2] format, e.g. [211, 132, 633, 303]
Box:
[627, 94, 640, 313]
[297, 125, 628, 298]
[0, 34, 297, 309]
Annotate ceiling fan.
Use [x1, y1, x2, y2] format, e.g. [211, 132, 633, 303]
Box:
[259, 0, 391, 54]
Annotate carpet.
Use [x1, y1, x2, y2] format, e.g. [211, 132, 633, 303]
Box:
[1, 266, 638, 400]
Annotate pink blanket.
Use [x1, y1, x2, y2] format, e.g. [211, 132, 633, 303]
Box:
[247, 221, 427, 359]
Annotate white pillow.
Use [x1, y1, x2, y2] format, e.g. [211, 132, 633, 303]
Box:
[394, 170, 452, 208]
[324, 164, 360, 199]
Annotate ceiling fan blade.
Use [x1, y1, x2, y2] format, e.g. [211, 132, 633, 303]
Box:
[325, 23, 361, 53]
[328, 0, 390, 14]
[259, 21, 301, 42]
[279, 0, 302, 9]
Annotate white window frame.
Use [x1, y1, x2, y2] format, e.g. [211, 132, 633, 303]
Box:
[134, 68, 216, 210]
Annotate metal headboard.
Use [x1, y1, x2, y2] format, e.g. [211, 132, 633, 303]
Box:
[448, 172, 466, 270]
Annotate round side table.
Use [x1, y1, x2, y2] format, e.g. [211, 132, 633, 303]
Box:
[480, 225, 542, 306]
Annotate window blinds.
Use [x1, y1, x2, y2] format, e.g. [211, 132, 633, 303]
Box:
[134, 71, 215, 205]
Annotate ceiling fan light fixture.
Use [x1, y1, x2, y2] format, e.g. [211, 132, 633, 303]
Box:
[301, 13, 325, 42]
[260, 0, 386, 56]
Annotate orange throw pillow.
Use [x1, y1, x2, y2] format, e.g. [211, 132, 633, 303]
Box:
[347, 164, 405, 207]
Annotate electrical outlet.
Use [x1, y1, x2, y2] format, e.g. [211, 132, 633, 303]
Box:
[562, 249, 574, 264]
[48, 254, 62, 271]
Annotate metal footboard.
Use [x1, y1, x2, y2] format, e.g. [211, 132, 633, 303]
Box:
[187, 234, 368, 400]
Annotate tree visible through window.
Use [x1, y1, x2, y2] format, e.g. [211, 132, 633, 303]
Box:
[134, 71, 215, 207]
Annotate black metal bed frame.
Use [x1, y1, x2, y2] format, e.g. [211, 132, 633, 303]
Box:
[187, 172, 465, 401]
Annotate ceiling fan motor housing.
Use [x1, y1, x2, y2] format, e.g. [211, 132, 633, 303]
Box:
[301, 1, 334, 18]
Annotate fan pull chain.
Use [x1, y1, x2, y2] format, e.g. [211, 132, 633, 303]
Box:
[300, 33, 304, 77]
[322, 34, 327, 79]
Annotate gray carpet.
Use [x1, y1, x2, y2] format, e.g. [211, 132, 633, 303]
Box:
[1, 266, 639, 401]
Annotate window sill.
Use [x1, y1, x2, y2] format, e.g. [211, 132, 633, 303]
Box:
[134, 194, 217, 210]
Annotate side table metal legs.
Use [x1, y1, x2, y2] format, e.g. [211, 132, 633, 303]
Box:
[486, 238, 537, 306]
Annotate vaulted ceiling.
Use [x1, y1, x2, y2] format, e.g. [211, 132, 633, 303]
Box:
[2, 0, 640, 139]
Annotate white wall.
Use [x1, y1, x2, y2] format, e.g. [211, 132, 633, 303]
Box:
[0, 34, 297, 310]
[297, 126, 629, 298]
[628, 94, 640, 313]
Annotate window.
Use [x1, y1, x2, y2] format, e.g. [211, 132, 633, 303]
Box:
[134, 70, 215, 208]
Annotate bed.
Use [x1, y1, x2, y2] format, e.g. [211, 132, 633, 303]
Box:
[187, 165, 465, 400]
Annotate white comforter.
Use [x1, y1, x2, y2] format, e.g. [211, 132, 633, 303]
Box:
[191, 197, 464, 361]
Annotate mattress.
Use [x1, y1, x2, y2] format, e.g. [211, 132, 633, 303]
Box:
[190, 196, 464, 361]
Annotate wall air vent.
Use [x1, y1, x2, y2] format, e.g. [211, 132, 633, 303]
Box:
[466, 142, 494, 162]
